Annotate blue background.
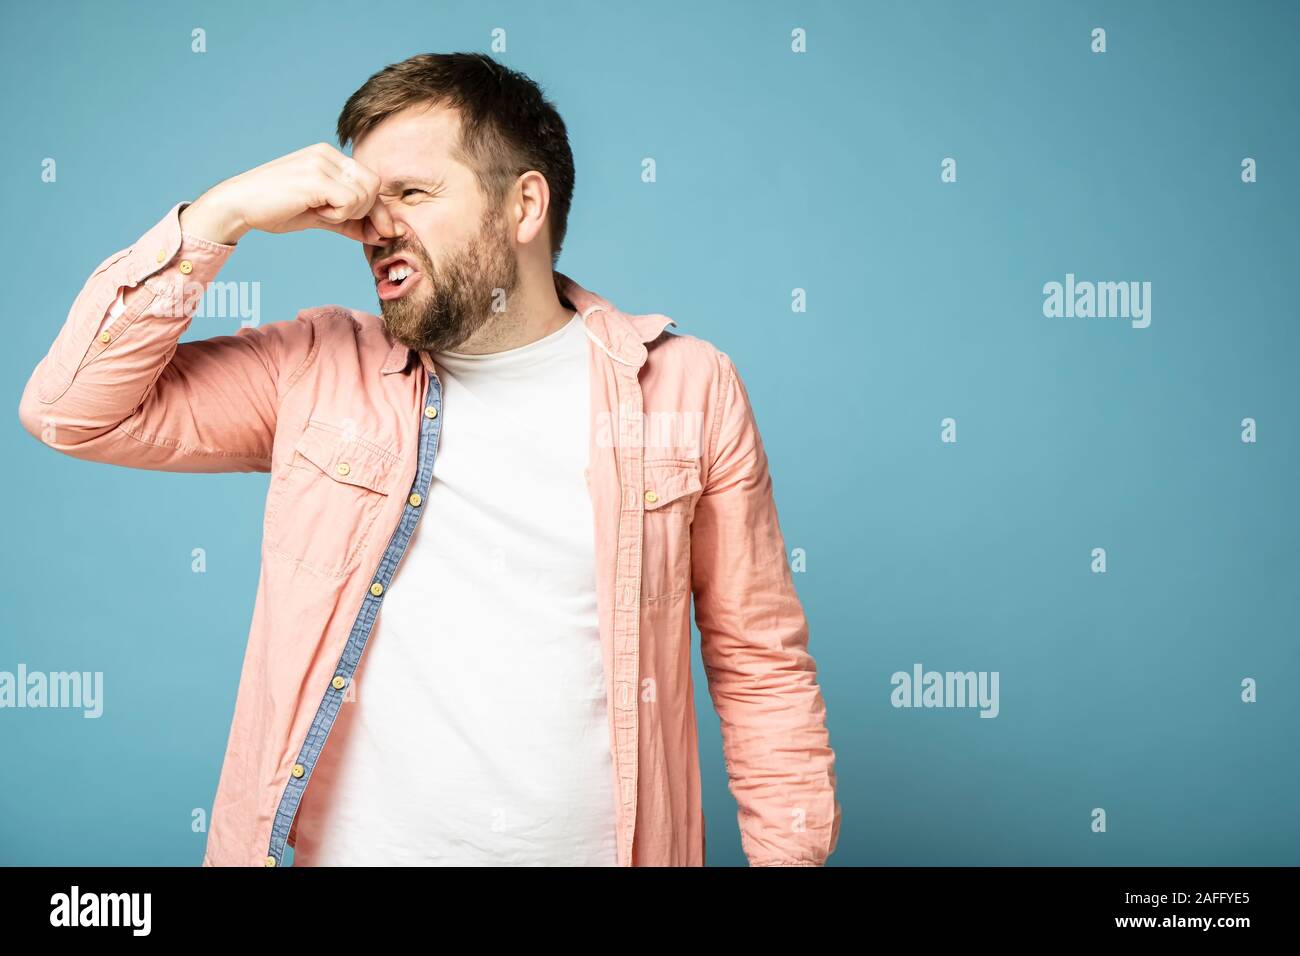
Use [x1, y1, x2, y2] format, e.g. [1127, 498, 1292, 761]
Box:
[2, 0, 1296, 865]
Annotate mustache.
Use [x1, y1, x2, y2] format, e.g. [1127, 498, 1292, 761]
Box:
[373, 241, 427, 265]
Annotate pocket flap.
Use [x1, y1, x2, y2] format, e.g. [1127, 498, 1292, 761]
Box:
[294, 421, 397, 494]
[643, 459, 702, 510]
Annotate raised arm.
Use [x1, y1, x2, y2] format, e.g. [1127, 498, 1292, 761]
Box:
[18, 143, 403, 473]
[19, 201, 306, 472]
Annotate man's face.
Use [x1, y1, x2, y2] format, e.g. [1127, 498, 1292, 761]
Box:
[352, 103, 519, 353]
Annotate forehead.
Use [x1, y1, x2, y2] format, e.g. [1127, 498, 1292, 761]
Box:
[351, 102, 467, 176]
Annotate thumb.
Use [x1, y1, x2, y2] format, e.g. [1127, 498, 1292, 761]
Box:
[366, 199, 404, 241]
[360, 214, 406, 247]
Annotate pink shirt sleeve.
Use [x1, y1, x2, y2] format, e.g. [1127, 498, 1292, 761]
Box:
[19, 201, 316, 473]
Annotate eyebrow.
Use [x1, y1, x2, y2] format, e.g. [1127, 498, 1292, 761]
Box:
[380, 177, 442, 193]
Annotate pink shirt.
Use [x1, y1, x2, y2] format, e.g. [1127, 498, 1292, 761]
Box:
[19, 200, 843, 866]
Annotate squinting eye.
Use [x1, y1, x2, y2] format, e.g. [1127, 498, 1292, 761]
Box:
[402, 188, 426, 198]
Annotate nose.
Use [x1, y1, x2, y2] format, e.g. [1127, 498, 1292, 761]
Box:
[361, 198, 409, 248]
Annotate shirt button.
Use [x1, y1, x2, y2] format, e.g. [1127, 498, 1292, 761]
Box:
[644, 490, 659, 504]
[291, 764, 305, 778]
[264, 856, 277, 867]
[99, 331, 112, 344]
[178, 259, 194, 274]
[336, 462, 351, 476]
[156, 249, 166, 263]
[370, 582, 384, 597]
[408, 492, 422, 507]
[331, 675, 347, 690]
[424, 405, 438, 419]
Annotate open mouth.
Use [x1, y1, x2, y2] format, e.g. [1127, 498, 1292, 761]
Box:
[375, 259, 423, 301]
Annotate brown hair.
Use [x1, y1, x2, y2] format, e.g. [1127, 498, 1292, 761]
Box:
[337, 52, 575, 265]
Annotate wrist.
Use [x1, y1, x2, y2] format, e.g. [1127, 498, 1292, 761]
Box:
[180, 192, 247, 246]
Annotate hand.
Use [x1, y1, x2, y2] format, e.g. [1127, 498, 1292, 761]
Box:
[179, 143, 404, 246]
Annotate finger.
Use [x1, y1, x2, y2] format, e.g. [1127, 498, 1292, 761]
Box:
[313, 198, 396, 246]
[310, 210, 393, 247]
[331, 155, 369, 202]
[364, 198, 404, 242]
[336, 159, 402, 242]
[316, 215, 372, 243]
[304, 172, 364, 224]
[322, 164, 370, 221]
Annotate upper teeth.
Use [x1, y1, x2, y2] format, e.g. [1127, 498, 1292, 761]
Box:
[387, 265, 413, 282]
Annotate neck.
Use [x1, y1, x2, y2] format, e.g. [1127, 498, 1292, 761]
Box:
[448, 267, 574, 355]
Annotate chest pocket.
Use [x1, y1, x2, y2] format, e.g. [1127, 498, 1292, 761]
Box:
[640, 458, 703, 605]
[264, 420, 400, 578]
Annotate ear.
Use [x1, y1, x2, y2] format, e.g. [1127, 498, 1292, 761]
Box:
[513, 170, 552, 248]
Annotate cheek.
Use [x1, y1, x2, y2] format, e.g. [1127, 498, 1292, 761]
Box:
[422, 202, 476, 238]
[407, 226, 458, 267]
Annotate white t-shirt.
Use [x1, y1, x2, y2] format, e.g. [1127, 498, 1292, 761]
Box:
[292, 312, 618, 866]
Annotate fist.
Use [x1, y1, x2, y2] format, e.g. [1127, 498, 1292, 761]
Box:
[180, 143, 404, 246]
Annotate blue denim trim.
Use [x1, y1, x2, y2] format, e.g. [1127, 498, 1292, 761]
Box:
[265, 373, 442, 865]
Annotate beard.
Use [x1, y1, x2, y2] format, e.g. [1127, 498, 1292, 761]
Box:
[377, 205, 519, 353]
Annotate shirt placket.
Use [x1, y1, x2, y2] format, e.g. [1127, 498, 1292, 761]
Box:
[263, 369, 443, 867]
[611, 359, 645, 866]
